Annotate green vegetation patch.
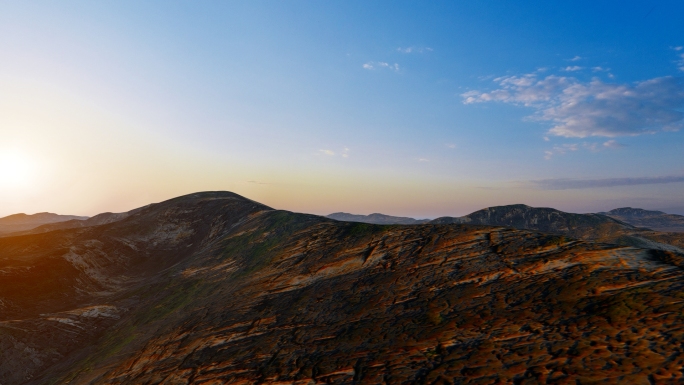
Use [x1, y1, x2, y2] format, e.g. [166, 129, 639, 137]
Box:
[343, 222, 393, 239]
[220, 210, 317, 276]
[136, 279, 206, 325]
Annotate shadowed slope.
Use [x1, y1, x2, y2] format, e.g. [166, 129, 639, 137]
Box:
[0, 192, 272, 383]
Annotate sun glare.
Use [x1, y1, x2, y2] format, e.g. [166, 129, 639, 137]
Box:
[0, 150, 35, 189]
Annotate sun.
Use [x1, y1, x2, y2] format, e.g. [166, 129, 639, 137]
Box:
[0, 150, 35, 189]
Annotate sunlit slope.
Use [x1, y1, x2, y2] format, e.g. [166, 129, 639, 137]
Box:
[2, 193, 684, 383]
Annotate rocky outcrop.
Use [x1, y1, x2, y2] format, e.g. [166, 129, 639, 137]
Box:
[3, 193, 684, 383]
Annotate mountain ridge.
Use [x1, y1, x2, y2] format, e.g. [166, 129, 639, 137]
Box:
[0, 212, 88, 235]
[327, 212, 430, 225]
[4, 192, 684, 383]
[601, 207, 684, 232]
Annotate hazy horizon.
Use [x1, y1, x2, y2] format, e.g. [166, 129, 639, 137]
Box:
[2, 1, 683, 218]
[4, 189, 684, 220]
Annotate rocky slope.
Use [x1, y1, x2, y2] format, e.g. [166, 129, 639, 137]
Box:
[602, 207, 684, 232]
[0, 213, 88, 235]
[3, 193, 684, 383]
[327, 212, 429, 225]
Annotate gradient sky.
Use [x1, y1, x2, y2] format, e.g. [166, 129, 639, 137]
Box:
[1, 1, 684, 218]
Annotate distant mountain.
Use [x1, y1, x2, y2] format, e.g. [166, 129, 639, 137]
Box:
[431, 204, 632, 237]
[0, 212, 88, 235]
[430, 204, 684, 252]
[2, 204, 156, 237]
[600, 207, 684, 232]
[327, 212, 430, 225]
[5, 192, 684, 383]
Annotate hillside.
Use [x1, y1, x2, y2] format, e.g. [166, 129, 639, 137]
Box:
[0, 213, 88, 235]
[3, 193, 684, 383]
[602, 207, 684, 232]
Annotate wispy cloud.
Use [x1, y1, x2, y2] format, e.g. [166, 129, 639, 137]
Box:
[397, 46, 433, 54]
[417, 158, 429, 162]
[445, 143, 456, 149]
[544, 143, 579, 160]
[603, 140, 625, 149]
[592, 66, 610, 72]
[544, 140, 624, 159]
[562, 66, 583, 72]
[318, 147, 350, 158]
[570, 56, 582, 61]
[530, 175, 684, 190]
[671, 46, 684, 71]
[462, 74, 684, 138]
[363, 61, 400, 72]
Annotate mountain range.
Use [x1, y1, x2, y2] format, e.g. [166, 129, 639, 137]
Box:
[0, 213, 88, 235]
[328, 206, 684, 233]
[3, 192, 684, 383]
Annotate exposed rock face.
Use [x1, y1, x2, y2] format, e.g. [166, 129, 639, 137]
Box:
[3, 193, 684, 383]
[0, 213, 88, 235]
[327, 212, 429, 225]
[602, 207, 684, 232]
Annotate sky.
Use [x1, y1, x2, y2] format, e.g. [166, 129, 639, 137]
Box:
[1, 1, 684, 218]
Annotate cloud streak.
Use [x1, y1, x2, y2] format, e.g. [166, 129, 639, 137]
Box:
[563, 66, 583, 71]
[462, 74, 684, 138]
[530, 175, 684, 190]
[363, 61, 400, 72]
[544, 143, 579, 159]
[397, 46, 433, 54]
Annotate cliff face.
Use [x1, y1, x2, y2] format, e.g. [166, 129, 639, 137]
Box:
[3, 193, 684, 384]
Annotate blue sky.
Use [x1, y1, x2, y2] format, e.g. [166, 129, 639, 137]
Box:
[1, 1, 683, 217]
